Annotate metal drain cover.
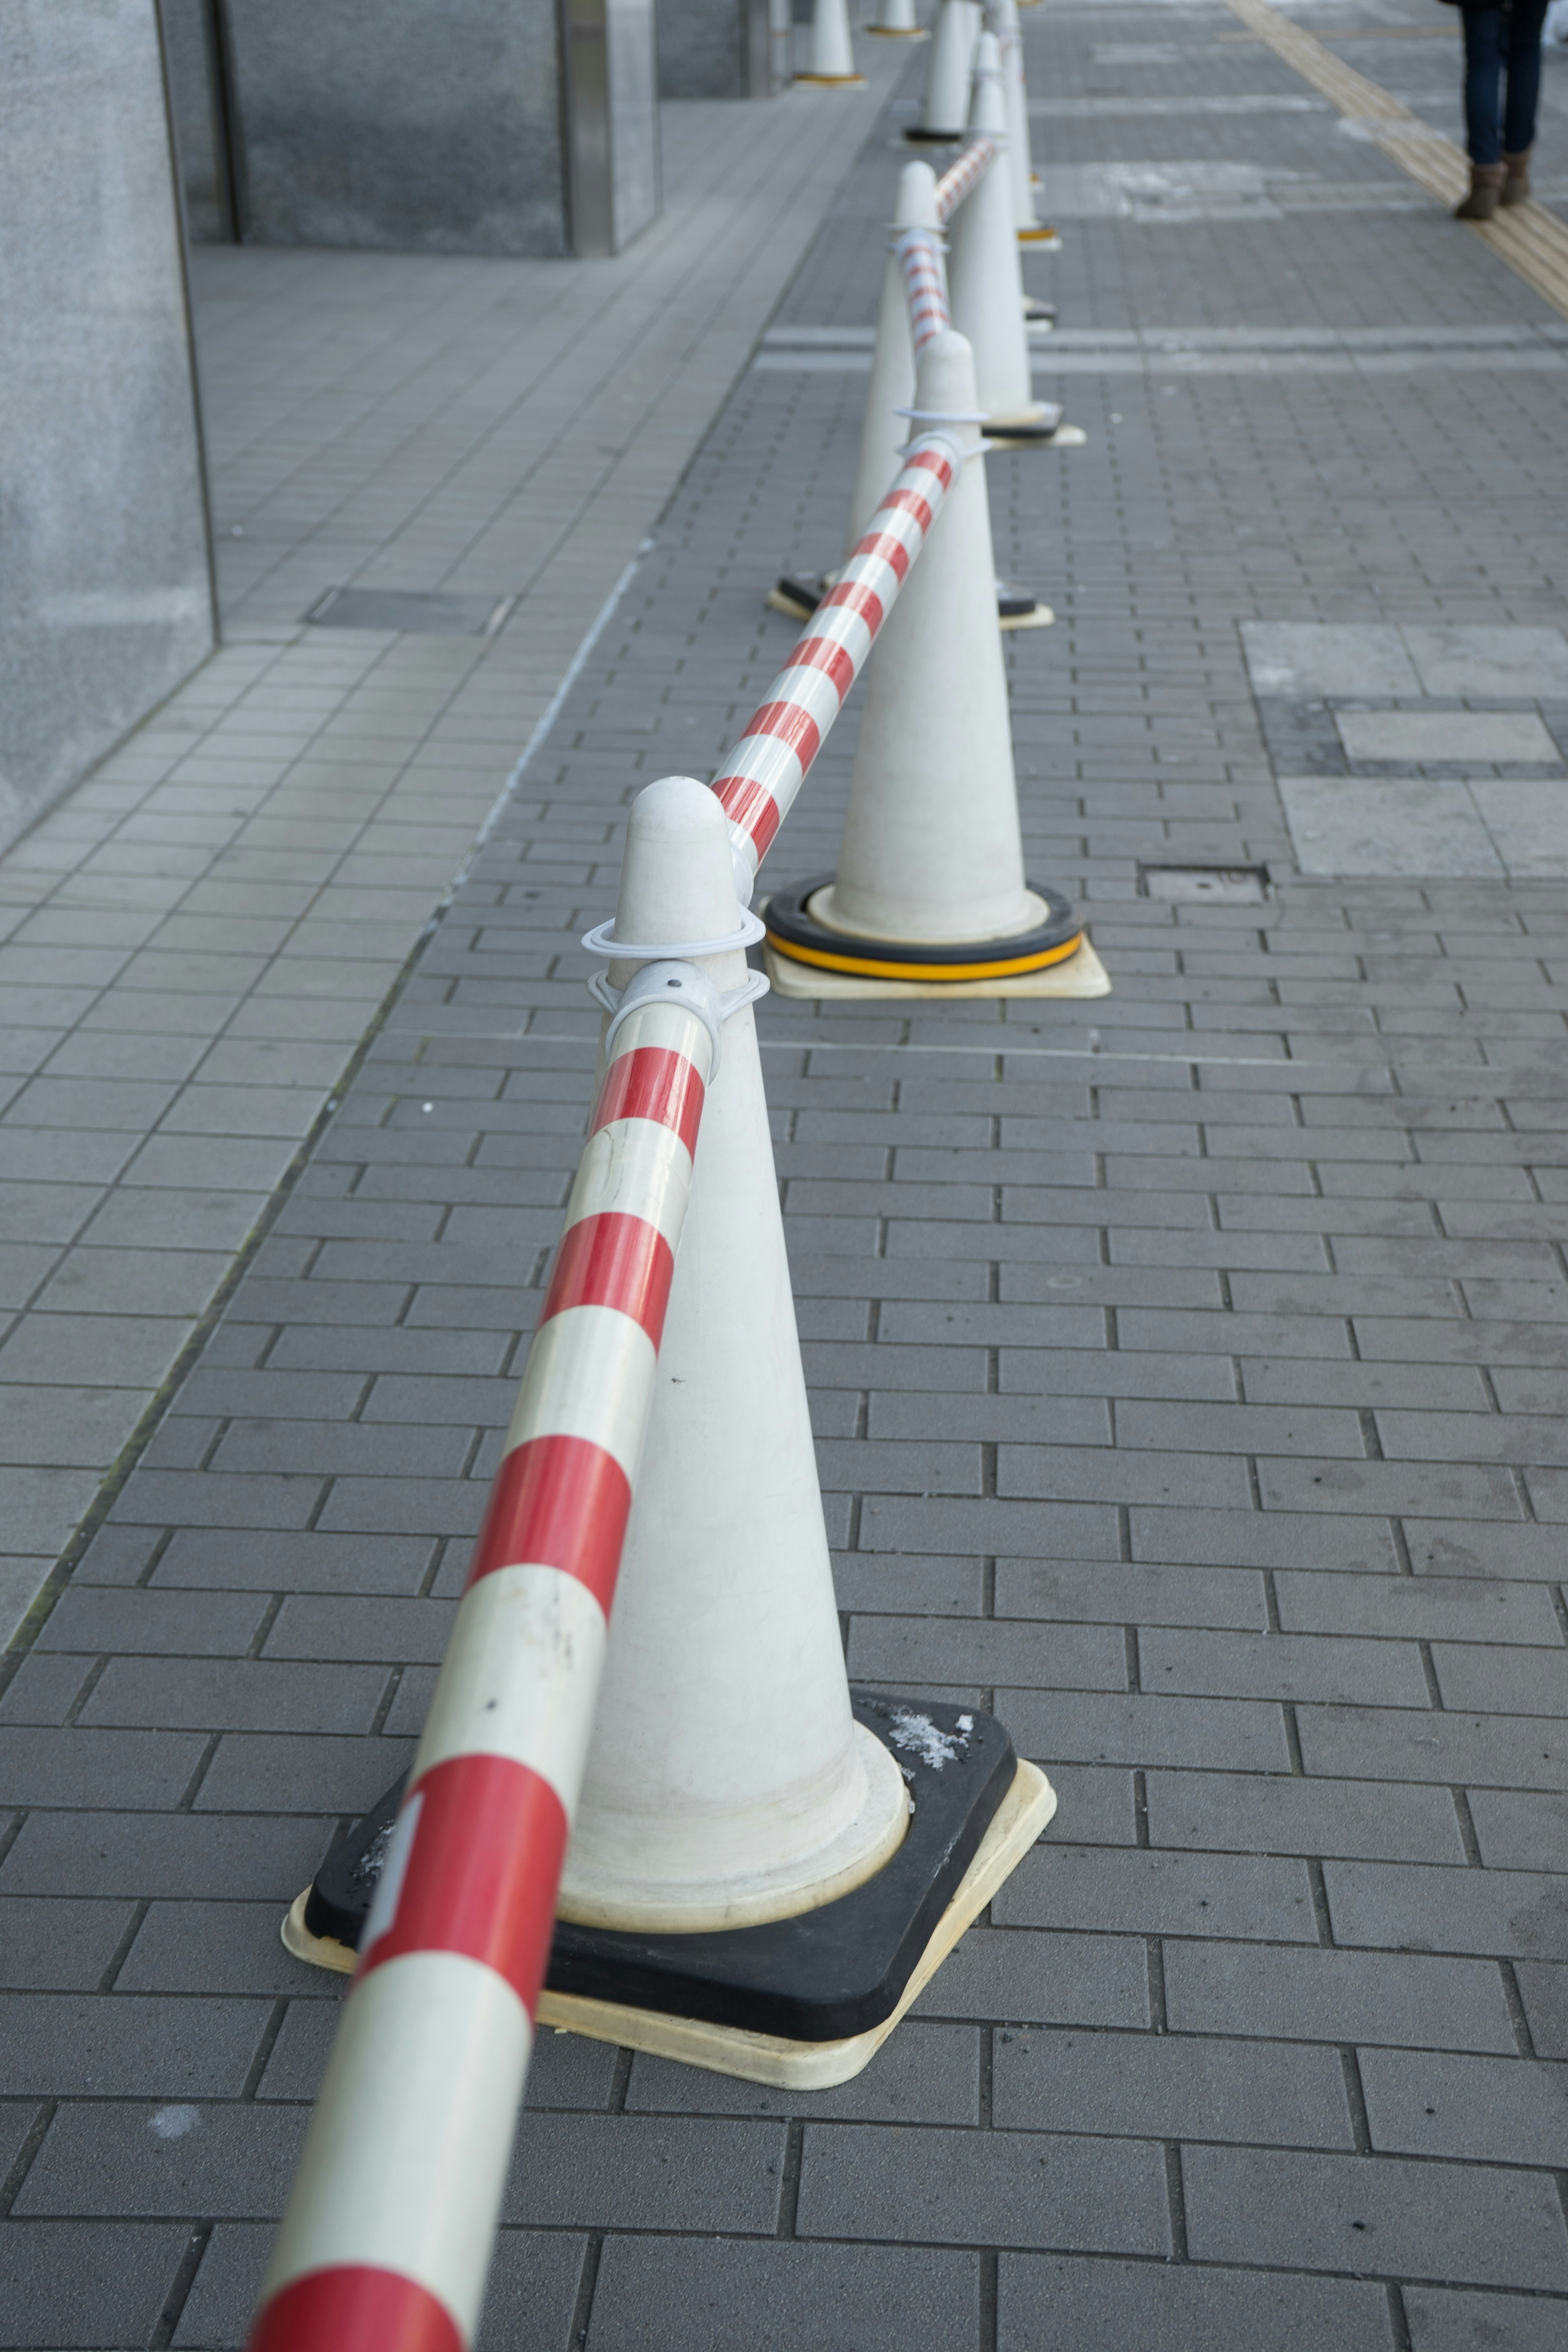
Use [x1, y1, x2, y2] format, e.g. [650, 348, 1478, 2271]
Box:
[1141, 864, 1270, 904]
[305, 588, 514, 635]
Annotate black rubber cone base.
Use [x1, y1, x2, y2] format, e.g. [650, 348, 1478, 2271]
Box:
[764, 875, 1083, 984]
[765, 573, 826, 621]
[283, 1697, 1054, 2081]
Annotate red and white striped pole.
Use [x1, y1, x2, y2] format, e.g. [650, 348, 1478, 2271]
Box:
[248, 406, 967, 2340]
[714, 425, 960, 891]
[933, 133, 996, 225]
[247, 814, 723, 2352]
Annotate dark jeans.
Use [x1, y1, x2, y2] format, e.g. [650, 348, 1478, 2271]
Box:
[1462, 0, 1550, 166]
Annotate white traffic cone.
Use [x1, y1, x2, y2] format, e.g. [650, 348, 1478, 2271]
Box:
[905, 0, 974, 138]
[797, 0, 866, 83]
[559, 777, 909, 1931]
[947, 32, 1058, 441]
[867, 0, 927, 36]
[764, 330, 1102, 998]
[993, 0, 1050, 237]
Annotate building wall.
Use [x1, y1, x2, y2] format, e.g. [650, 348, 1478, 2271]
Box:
[0, 0, 215, 856]
[657, 0, 774, 97]
[212, 0, 658, 258]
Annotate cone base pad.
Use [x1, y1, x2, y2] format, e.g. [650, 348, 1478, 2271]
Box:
[764, 875, 1083, 984]
[766, 935, 1111, 1001]
[283, 1696, 1033, 2052]
[285, 1755, 1055, 2088]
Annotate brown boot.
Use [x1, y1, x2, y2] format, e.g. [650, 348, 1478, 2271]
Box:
[1502, 149, 1532, 205]
[1455, 163, 1505, 220]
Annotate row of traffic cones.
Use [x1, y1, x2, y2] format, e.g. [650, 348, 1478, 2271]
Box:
[267, 0, 1091, 2250]
[254, 13, 1083, 2343]
[765, 9, 1107, 1002]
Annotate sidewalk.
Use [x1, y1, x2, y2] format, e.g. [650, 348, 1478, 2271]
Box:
[4, 4, 1568, 2346]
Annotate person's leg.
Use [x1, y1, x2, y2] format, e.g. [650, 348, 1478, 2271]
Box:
[1502, 0, 1549, 196]
[1456, 4, 1507, 214]
[1462, 3, 1504, 163]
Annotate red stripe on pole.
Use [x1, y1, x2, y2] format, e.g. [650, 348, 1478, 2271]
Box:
[904, 447, 956, 490]
[542, 1209, 675, 1345]
[819, 579, 886, 632]
[713, 775, 783, 859]
[881, 489, 935, 536]
[590, 1043, 704, 1158]
[741, 699, 821, 770]
[711, 773, 780, 850]
[250, 2266, 462, 2352]
[845, 530, 911, 585]
[360, 1752, 568, 2013]
[467, 1432, 630, 1611]
[788, 637, 856, 701]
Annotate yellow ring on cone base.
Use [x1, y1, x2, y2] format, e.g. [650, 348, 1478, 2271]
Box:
[766, 929, 1086, 982]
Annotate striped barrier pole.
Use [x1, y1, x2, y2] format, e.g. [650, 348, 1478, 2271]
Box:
[247, 951, 717, 2352]
[249, 417, 967, 2348]
[714, 424, 961, 891]
[933, 133, 996, 223]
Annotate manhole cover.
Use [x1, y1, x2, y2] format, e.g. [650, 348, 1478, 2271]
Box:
[1140, 864, 1270, 903]
[305, 588, 514, 635]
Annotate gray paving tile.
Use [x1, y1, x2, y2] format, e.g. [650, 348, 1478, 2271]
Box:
[15, 2101, 307, 2218]
[503, 2116, 784, 2233]
[0, 1813, 334, 1900]
[797, 2116, 1170, 2255]
[0, 1993, 270, 2098]
[997, 2254, 1393, 2352]
[1146, 1770, 1465, 1865]
[589, 2242, 978, 2352]
[1399, 2285, 1568, 2352]
[0, 2222, 189, 2350]
[1296, 1706, 1568, 1792]
[993, 2025, 1354, 2148]
[1163, 1939, 1518, 2054]
[1325, 1860, 1568, 1962]
[994, 1845, 1316, 1943]
[1359, 2047, 1568, 2168]
[1183, 2142, 1568, 2292]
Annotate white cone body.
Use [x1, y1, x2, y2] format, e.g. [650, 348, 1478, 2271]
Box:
[843, 163, 942, 563]
[562, 777, 907, 1931]
[806, 0, 858, 77]
[994, 0, 1041, 227]
[875, 0, 920, 28]
[917, 0, 974, 132]
[817, 333, 1036, 943]
[947, 34, 1038, 422]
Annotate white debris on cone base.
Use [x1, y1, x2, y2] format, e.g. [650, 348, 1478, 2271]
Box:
[884, 1708, 974, 1772]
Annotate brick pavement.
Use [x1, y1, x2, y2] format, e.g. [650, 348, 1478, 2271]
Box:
[4, 3, 1568, 2345]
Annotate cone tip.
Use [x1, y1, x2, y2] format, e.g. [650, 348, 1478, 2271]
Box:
[895, 160, 941, 230]
[615, 775, 740, 947]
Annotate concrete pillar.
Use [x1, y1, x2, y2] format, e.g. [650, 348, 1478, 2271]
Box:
[657, 0, 775, 97]
[0, 0, 216, 857]
[215, 0, 659, 258]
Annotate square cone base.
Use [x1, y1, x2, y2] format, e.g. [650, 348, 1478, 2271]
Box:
[764, 935, 1111, 1002]
[280, 1697, 1055, 2088]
